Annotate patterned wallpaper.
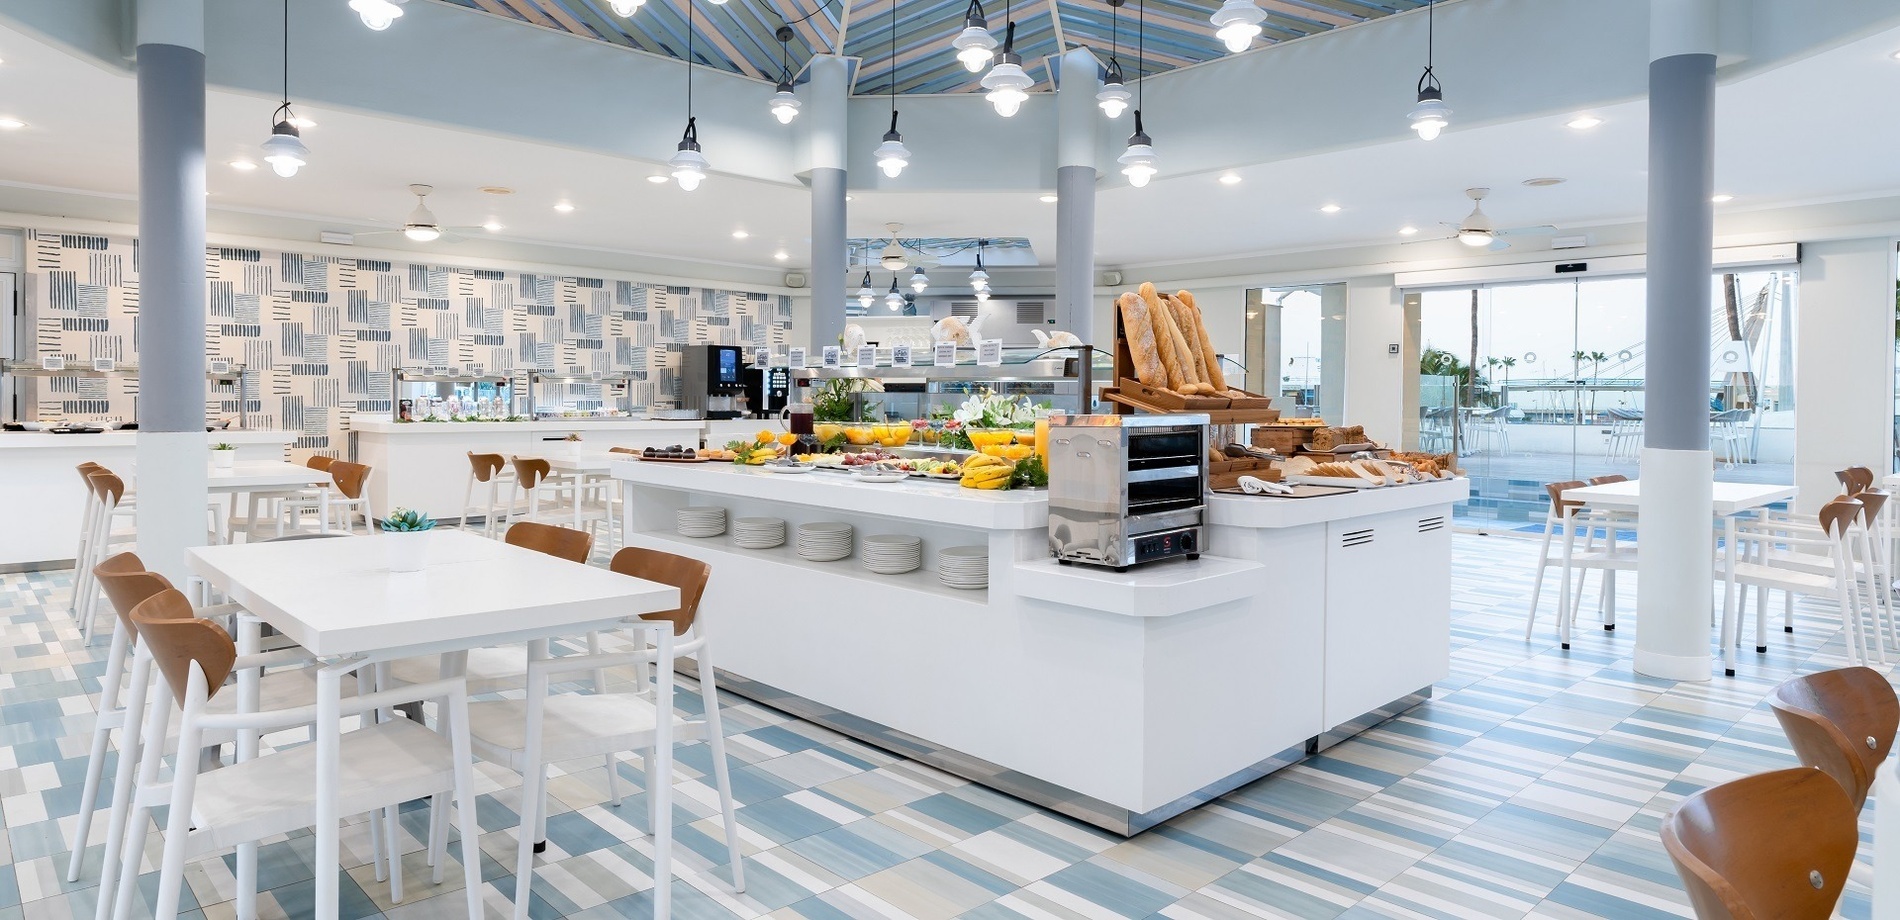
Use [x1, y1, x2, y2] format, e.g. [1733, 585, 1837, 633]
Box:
[23, 229, 793, 452]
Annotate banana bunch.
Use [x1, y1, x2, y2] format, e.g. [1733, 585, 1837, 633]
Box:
[960, 454, 1014, 490]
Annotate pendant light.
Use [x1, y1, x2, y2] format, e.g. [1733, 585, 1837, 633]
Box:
[1117, 0, 1158, 187]
[980, 0, 1033, 117]
[969, 239, 991, 295]
[768, 27, 800, 124]
[667, 2, 709, 190]
[607, 0, 643, 14]
[909, 266, 929, 293]
[884, 275, 905, 311]
[260, 0, 309, 178]
[951, 0, 998, 74]
[856, 271, 875, 309]
[872, 0, 910, 178]
[1407, 0, 1449, 141]
[1097, 0, 1130, 119]
[349, 0, 403, 31]
[1209, 0, 1264, 54]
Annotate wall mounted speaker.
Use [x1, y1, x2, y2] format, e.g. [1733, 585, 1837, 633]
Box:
[1099, 270, 1123, 287]
[783, 272, 807, 288]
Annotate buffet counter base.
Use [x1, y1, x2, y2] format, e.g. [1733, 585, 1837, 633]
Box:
[615, 461, 1467, 836]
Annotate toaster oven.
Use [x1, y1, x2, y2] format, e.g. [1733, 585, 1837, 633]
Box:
[1046, 414, 1208, 570]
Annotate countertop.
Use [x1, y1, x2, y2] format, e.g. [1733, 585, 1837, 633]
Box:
[349, 414, 707, 434]
[0, 429, 296, 450]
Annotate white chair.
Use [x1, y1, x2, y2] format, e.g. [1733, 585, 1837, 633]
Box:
[1723, 496, 1883, 675]
[231, 455, 334, 542]
[277, 459, 375, 535]
[459, 451, 519, 537]
[109, 588, 483, 920]
[1738, 489, 1895, 663]
[463, 546, 745, 920]
[510, 455, 617, 550]
[1525, 479, 1637, 649]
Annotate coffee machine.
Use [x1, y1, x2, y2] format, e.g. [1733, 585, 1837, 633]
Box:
[680, 345, 746, 419]
[744, 363, 789, 419]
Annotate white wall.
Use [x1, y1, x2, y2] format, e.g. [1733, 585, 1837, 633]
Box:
[1343, 277, 1406, 446]
[1794, 238, 1895, 512]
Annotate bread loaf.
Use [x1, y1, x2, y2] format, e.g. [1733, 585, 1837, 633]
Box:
[1175, 291, 1227, 392]
[1136, 283, 1189, 390]
[1164, 296, 1210, 384]
[1117, 292, 1166, 387]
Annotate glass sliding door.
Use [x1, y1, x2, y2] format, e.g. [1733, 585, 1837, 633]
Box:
[1246, 283, 1346, 420]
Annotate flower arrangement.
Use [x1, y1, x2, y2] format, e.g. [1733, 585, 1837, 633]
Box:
[952, 390, 1038, 429]
[381, 508, 437, 533]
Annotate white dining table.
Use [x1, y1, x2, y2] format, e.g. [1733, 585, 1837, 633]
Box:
[184, 530, 683, 920]
[1561, 479, 1798, 675]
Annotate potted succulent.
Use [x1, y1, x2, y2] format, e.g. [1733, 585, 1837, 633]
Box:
[211, 442, 236, 470]
[380, 507, 437, 572]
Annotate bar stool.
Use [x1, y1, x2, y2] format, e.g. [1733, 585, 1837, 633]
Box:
[459, 451, 518, 537]
[110, 588, 482, 920]
[76, 470, 136, 645]
[70, 462, 111, 613]
[1662, 768, 1857, 919]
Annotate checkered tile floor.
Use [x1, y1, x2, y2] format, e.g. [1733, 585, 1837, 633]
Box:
[0, 533, 1884, 919]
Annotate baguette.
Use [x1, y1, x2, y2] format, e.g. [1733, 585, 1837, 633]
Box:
[1175, 291, 1227, 393]
[1117, 292, 1166, 387]
[1136, 283, 1189, 390]
[1164, 296, 1210, 384]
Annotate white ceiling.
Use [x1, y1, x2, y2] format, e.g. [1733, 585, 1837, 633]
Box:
[0, 13, 1897, 276]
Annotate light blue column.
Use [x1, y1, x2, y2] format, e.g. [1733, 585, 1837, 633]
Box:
[806, 55, 849, 350]
[1054, 47, 1100, 346]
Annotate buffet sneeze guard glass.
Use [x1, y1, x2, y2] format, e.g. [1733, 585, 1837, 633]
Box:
[388, 367, 516, 421]
[792, 344, 1108, 422]
[526, 369, 635, 419]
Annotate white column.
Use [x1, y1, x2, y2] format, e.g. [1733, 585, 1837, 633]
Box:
[1635, 0, 1718, 680]
[135, 0, 209, 583]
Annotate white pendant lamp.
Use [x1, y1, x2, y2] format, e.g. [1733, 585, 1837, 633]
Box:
[951, 0, 998, 73]
[348, 0, 403, 31]
[910, 266, 929, 293]
[969, 240, 990, 295]
[607, 0, 643, 14]
[768, 28, 800, 124]
[981, 21, 1033, 117]
[1407, 0, 1449, 141]
[1097, 2, 1130, 119]
[260, 0, 309, 178]
[1209, 0, 1265, 53]
[1117, 1, 1158, 187]
[872, 0, 910, 178]
[885, 276, 904, 311]
[668, 4, 708, 190]
[857, 271, 875, 309]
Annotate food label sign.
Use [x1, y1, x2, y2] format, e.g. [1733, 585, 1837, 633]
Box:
[856, 345, 877, 368]
[788, 347, 807, 369]
[933, 342, 956, 367]
[820, 346, 842, 368]
[891, 344, 912, 367]
[977, 339, 1004, 367]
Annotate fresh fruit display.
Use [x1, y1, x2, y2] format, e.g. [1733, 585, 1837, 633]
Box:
[959, 453, 1015, 490]
[725, 433, 787, 465]
[843, 425, 875, 445]
[885, 457, 963, 477]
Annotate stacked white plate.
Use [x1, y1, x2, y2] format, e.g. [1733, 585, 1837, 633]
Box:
[861, 534, 923, 575]
[797, 522, 854, 562]
[676, 507, 727, 538]
[733, 517, 786, 549]
[938, 545, 989, 590]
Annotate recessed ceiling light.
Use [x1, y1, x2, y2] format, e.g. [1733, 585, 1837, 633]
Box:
[1319, 204, 1342, 214]
[553, 202, 575, 212]
[1038, 194, 1058, 203]
[845, 195, 854, 202]
[1711, 194, 1734, 203]
[645, 175, 669, 184]
[773, 251, 789, 261]
[732, 230, 750, 239]
[229, 160, 258, 171]
[1565, 115, 1602, 130]
[482, 220, 503, 232]
[1522, 177, 1567, 187]
[1218, 174, 1242, 185]
[479, 185, 514, 195]
[1891, 50, 1900, 60]
[1399, 226, 1418, 236]
[0, 118, 26, 130]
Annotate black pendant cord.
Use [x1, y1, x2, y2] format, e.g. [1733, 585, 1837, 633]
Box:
[686, 0, 694, 120]
[1417, 0, 1438, 95]
[281, 0, 289, 106]
[889, 0, 897, 114]
[1108, 0, 1118, 74]
[1136, 0, 1145, 109]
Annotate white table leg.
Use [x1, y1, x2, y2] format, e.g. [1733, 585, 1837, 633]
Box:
[1720, 515, 1738, 676]
[315, 664, 344, 920]
[653, 629, 675, 920]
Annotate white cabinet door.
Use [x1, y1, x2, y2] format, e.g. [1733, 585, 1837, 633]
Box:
[1322, 506, 1453, 730]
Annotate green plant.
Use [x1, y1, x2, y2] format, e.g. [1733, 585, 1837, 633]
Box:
[381, 508, 437, 533]
[812, 378, 878, 422]
[1010, 456, 1048, 489]
[211, 443, 234, 451]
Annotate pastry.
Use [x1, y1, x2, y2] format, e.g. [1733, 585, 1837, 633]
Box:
[1117, 292, 1166, 387]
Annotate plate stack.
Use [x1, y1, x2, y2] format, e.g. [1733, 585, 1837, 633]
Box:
[797, 522, 854, 562]
[938, 546, 989, 590]
[861, 534, 923, 575]
[733, 517, 786, 549]
[676, 507, 727, 538]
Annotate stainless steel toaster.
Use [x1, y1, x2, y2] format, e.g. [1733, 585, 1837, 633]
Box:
[1046, 414, 1208, 570]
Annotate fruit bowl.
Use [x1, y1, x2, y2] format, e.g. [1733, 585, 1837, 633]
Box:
[842, 425, 875, 445]
[872, 424, 911, 447]
[967, 428, 1017, 450]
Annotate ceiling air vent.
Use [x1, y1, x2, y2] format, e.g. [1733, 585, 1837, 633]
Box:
[950, 301, 981, 318]
[1015, 301, 1046, 325]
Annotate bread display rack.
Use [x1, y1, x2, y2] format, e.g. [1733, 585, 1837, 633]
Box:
[1102, 284, 1280, 425]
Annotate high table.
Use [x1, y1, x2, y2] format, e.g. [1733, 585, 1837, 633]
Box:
[184, 531, 682, 919]
[1561, 479, 1798, 675]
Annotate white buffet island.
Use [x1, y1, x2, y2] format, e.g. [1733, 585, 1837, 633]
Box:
[0, 429, 295, 569]
[349, 414, 707, 520]
[615, 460, 1466, 834]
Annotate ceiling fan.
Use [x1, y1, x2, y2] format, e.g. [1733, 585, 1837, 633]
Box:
[346, 185, 490, 244]
[1409, 188, 1556, 251]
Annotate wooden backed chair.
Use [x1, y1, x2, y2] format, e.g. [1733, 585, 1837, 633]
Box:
[1662, 767, 1858, 920]
[460, 451, 518, 538]
[111, 588, 481, 920]
[1838, 466, 1874, 496]
[1769, 667, 1899, 810]
[276, 460, 374, 535]
[504, 520, 593, 564]
[69, 461, 114, 614]
[306, 455, 337, 471]
[1527, 480, 1631, 649]
[64, 551, 162, 883]
[611, 546, 709, 637]
[75, 470, 136, 644]
[1726, 497, 1879, 673]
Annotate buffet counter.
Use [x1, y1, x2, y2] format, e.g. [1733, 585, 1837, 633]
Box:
[0, 429, 295, 569]
[349, 414, 705, 519]
[614, 459, 1466, 834]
